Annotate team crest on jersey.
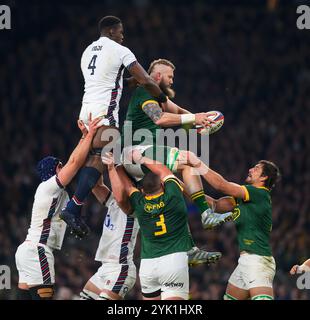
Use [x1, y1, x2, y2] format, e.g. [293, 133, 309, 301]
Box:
[232, 207, 240, 221]
[144, 201, 165, 213]
[104, 214, 115, 230]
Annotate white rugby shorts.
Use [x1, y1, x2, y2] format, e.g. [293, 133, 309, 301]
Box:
[228, 252, 276, 290]
[15, 241, 55, 285]
[139, 252, 189, 300]
[89, 262, 136, 298]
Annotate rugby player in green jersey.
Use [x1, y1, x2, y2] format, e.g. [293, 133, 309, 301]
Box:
[179, 151, 281, 300]
[121, 58, 232, 231]
[101, 152, 222, 300]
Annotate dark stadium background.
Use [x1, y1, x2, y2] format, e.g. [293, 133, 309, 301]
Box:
[0, 0, 309, 300]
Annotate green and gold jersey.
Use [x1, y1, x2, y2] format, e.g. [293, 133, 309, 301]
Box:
[121, 86, 161, 147]
[233, 185, 273, 256]
[129, 176, 193, 259]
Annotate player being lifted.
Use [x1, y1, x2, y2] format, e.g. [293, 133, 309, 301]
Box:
[15, 116, 100, 300]
[60, 16, 170, 238]
[178, 151, 281, 300]
[121, 58, 232, 230]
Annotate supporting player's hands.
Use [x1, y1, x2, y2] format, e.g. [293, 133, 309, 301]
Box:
[101, 152, 115, 170]
[178, 150, 202, 168]
[131, 149, 144, 164]
[290, 265, 300, 275]
[195, 113, 215, 128]
[78, 119, 88, 137]
[78, 113, 103, 138]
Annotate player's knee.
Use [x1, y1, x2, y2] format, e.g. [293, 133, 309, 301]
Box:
[251, 294, 273, 300]
[89, 148, 103, 157]
[97, 291, 114, 300]
[29, 285, 54, 300]
[223, 293, 238, 300]
[80, 289, 98, 300]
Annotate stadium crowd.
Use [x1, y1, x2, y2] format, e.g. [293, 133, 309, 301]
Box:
[0, 0, 309, 299]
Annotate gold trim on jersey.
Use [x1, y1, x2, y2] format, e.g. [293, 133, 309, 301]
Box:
[241, 186, 250, 202]
[129, 188, 140, 197]
[145, 192, 164, 200]
[164, 178, 184, 191]
[228, 196, 237, 207]
[141, 100, 159, 109]
[257, 186, 270, 192]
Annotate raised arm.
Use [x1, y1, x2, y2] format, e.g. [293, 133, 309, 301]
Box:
[141, 99, 214, 128]
[179, 151, 247, 200]
[101, 153, 134, 214]
[131, 149, 172, 181]
[57, 115, 101, 187]
[127, 62, 168, 107]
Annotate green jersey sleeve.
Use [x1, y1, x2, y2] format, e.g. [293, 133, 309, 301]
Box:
[242, 185, 269, 203]
[163, 176, 184, 198]
[129, 189, 143, 207]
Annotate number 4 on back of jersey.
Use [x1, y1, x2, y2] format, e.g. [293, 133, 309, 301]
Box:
[88, 55, 97, 75]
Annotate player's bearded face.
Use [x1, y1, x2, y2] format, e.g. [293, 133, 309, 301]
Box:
[159, 79, 175, 99]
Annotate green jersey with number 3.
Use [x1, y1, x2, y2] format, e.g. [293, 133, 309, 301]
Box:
[129, 176, 192, 259]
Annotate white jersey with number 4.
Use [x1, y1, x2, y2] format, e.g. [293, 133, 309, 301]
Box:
[80, 36, 137, 128]
[95, 194, 139, 265]
[25, 175, 68, 250]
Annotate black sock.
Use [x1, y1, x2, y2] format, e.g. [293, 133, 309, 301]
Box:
[17, 288, 32, 300]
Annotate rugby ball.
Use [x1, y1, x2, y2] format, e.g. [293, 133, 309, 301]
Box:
[196, 111, 224, 135]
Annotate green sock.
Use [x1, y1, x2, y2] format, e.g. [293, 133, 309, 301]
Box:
[191, 190, 209, 214]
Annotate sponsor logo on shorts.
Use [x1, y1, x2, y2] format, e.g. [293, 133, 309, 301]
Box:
[164, 282, 184, 289]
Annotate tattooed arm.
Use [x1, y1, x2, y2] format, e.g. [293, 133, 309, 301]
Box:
[142, 100, 213, 128]
[142, 100, 182, 127]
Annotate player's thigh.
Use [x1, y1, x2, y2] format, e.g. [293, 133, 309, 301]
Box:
[245, 255, 275, 300]
[225, 282, 249, 300]
[121, 145, 152, 181]
[143, 145, 179, 173]
[90, 263, 136, 299]
[249, 287, 274, 300]
[158, 252, 189, 300]
[225, 262, 249, 300]
[139, 258, 161, 298]
[92, 125, 120, 149]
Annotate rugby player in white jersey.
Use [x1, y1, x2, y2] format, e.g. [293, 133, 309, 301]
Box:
[80, 167, 139, 300]
[60, 16, 169, 238]
[15, 116, 101, 300]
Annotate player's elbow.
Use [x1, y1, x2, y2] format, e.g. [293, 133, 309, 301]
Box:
[154, 113, 167, 126]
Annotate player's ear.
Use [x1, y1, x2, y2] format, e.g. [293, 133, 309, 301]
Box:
[155, 72, 162, 82]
